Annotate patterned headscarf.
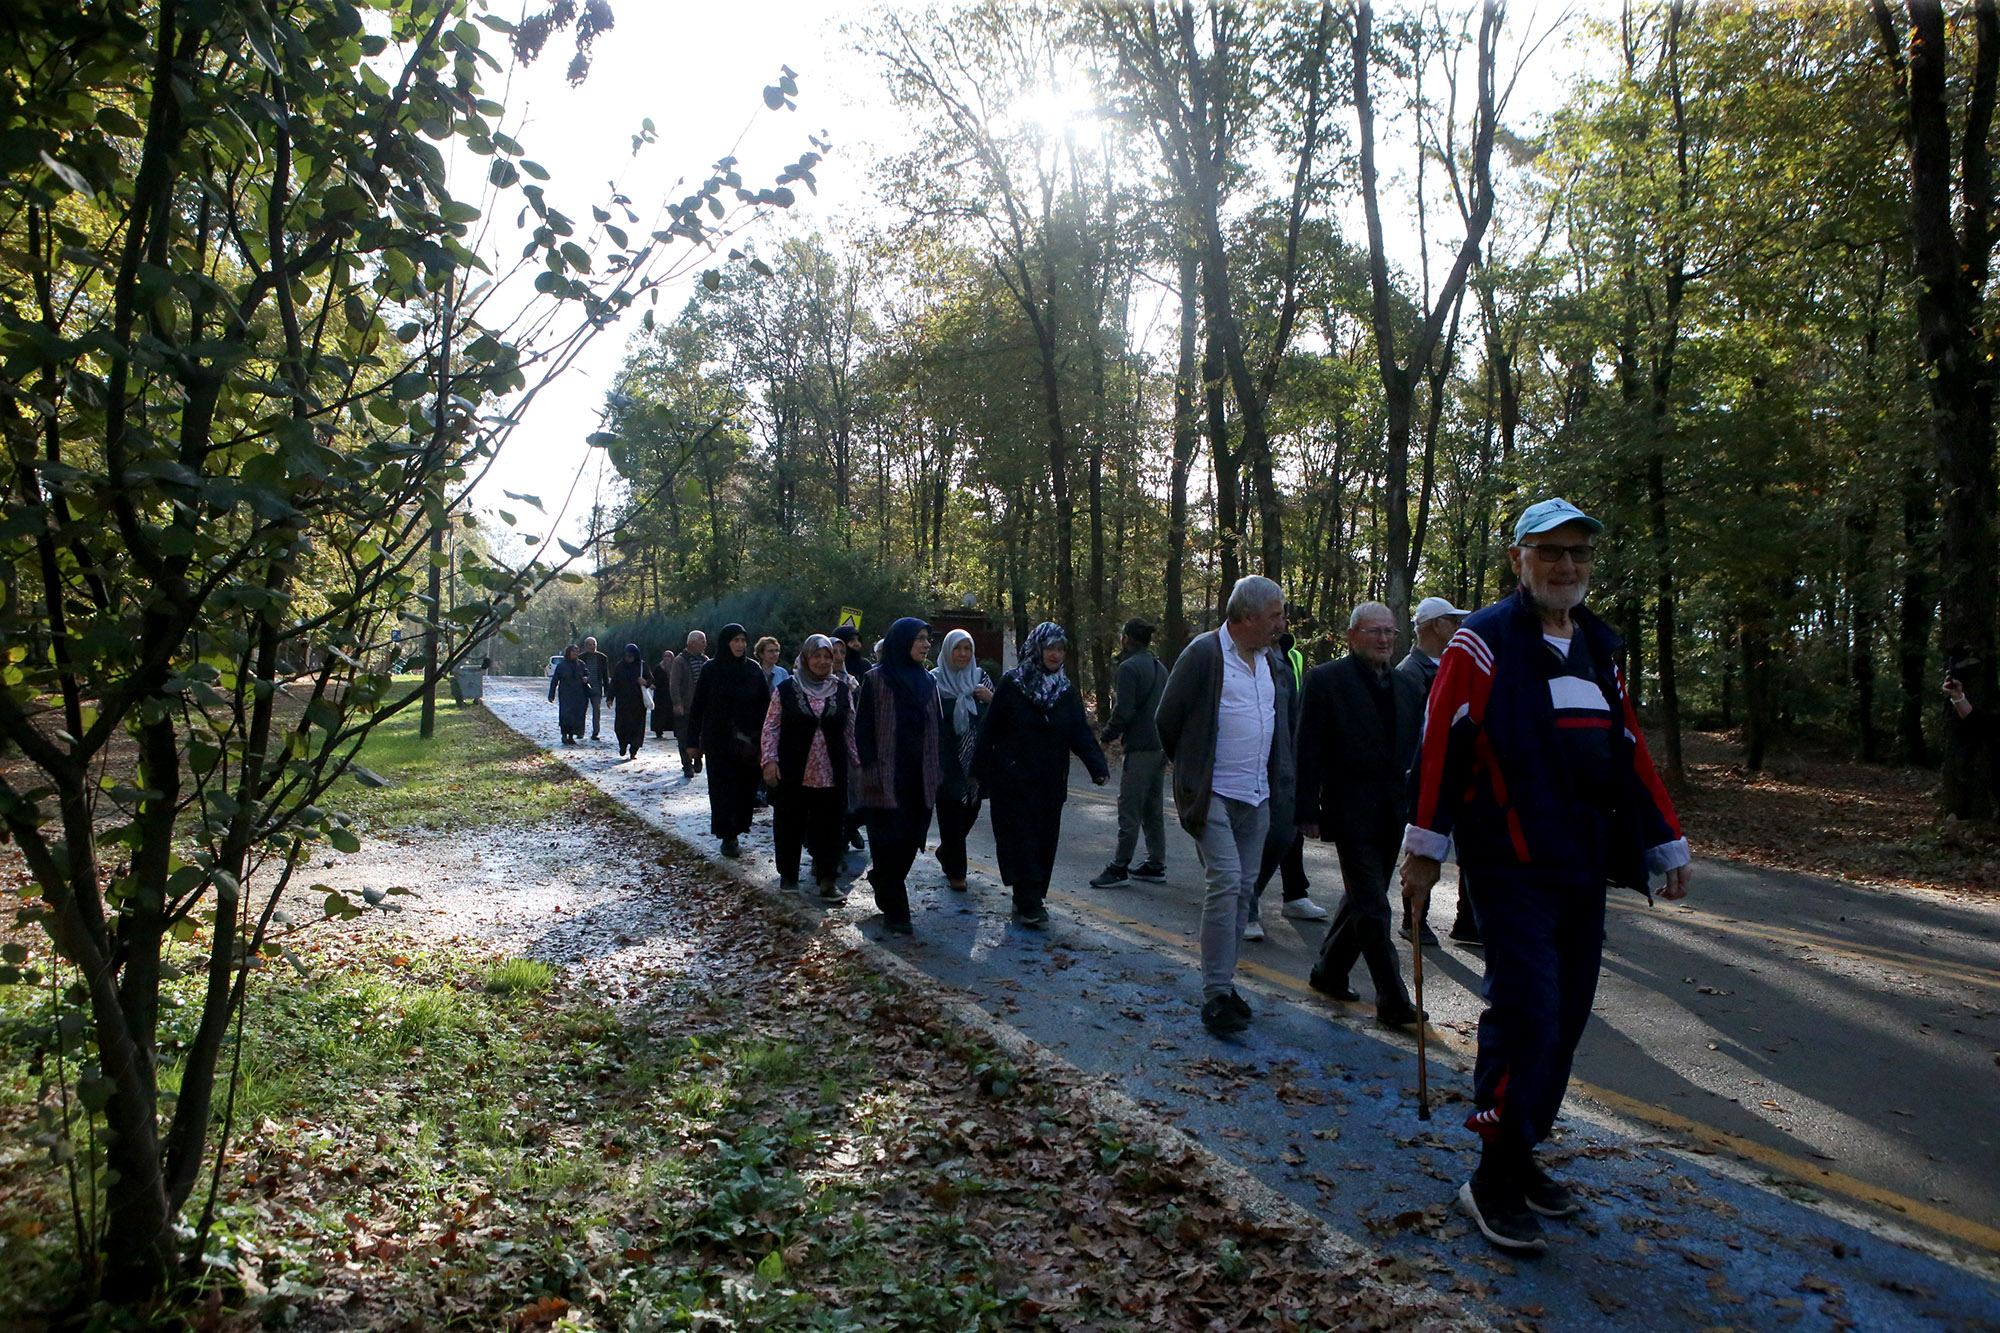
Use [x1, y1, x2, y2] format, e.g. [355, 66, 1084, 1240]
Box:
[793, 634, 840, 703]
[1008, 622, 1072, 711]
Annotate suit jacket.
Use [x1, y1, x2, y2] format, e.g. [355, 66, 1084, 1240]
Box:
[1395, 647, 1439, 696]
[1295, 653, 1425, 845]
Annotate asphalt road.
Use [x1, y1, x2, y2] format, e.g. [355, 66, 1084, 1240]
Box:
[479, 679, 2000, 1327]
[981, 750, 2000, 1251]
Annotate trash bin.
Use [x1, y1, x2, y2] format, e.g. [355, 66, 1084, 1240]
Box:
[454, 666, 484, 704]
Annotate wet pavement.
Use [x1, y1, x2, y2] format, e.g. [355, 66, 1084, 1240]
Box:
[479, 678, 2000, 1332]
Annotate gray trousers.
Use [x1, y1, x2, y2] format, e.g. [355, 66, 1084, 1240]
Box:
[1194, 793, 1270, 999]
[1113, 748, 1168, 867]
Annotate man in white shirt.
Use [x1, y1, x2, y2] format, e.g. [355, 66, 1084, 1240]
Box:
[1155, 576, 1300, 1035]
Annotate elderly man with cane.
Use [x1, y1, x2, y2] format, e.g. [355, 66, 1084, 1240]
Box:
[1401, 498, 1691, 1256]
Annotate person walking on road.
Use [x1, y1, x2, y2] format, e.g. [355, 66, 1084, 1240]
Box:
[1245, 629, 1328, 935]
[685, 624, 768, 859]
[1297, 602, 1426, 1027]
[547, 643, 593, 745]
[761, 634, 859, 899]
[975, 622, 1109, 928]
[578, 636, 611, 742]
[1155, 576, 1300, 1036]
[650, 647, 676, 739]
[608, 643, 651, 758]
[1401, 497, 1690, 1256]
[931, 628, 993, 893]
[833, 624, 872, 851]
[1090, 619, 1171, 890]
[1397, 596, 1479, 947]
[853, 617, 942, 936]
[755, 635, 789, 693]
[668, 630, 709, 779]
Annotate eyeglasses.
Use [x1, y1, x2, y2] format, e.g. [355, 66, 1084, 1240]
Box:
[1521, 543, 1597, 564]
[1355, 626, 1398, 638]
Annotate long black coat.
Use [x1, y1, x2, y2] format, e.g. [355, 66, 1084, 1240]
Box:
[973, 678, 1108, 886]
[547, 658, 593, 734]
[688, 653, 772, 838]
[1295, 654, 1425, 845]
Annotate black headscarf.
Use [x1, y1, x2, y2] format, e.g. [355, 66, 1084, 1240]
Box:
[612, 642, 644, 684]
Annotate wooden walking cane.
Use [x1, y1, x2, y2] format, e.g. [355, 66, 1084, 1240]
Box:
[1411, 913, 1431, 1120]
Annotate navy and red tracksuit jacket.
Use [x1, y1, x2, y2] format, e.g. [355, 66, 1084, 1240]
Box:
[1402, 588, 1688, 891]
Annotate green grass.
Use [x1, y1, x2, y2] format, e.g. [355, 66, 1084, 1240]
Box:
[482, 957, 556, 994]
[329, 703, 591, 832]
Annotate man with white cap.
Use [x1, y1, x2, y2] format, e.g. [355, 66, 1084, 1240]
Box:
[1398, 594, 1478, 947]
[1401, 497, 1690, 1256]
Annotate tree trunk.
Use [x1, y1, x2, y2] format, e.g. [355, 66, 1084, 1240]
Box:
[1848, 503, 1880, 761]
[1164, 243, 1200, 658]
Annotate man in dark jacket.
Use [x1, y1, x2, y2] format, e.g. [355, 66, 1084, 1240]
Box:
[667, 630, 709, 779]
[1091, 619, 1171, 888]
[1297, 602, 1426, 1027]
[1155, 576, 1299, 1036]
[1397, 596, 1477, 947]
[833, 624, 870, 683]
[579, 636, 611, 741]
[1402, 498, 1689, 1257]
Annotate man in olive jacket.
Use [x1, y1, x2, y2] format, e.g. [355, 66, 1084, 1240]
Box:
[1091, 618, 1171, 887]
[1155, 576, 1299, 1036]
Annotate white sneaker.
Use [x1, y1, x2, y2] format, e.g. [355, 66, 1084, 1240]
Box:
[1241, 919, 1266, 941]
[1281, 897, 1329, 921]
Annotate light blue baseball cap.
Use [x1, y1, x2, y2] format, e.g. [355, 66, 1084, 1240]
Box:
[1513, 497, 1604, 545]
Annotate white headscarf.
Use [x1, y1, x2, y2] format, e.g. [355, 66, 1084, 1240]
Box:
[931, 628, 984, 739]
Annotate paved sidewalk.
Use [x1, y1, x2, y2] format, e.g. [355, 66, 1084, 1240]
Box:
[482, 680, 2000, 1332]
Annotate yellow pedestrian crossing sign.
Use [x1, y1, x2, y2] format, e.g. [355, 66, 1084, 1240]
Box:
[837, 606, 863, 633]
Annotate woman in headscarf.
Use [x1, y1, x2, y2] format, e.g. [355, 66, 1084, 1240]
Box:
[760, 634, 858, 898]
[931, 628, 993, 892]
[974, 622, 1108, 929]
[546, 643, 593, 745]
[852, 616, 941, 936]
[685, 624, 769, 857]
[650, 646, 676, 739]
[609, 643, 651, 758]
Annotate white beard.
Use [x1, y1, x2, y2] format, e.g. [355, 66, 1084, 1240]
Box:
[1529, 580, 1588, 615]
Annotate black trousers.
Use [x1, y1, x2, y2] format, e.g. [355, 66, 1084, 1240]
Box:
[1464, 868, 1607, 1152]
[865, 804, 933, 925]
[1313, 828, 1412, 1010]
[934, 795, 983, 881]
[1253, 827, 1311, 901]
[775, 785, 846, 884]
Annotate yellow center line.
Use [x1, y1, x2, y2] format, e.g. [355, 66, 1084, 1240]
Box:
[1609, 898, 2000, 991]
[1049, 888, 2000, 1257]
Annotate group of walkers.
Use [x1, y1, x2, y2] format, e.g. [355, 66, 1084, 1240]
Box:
[544, 497, 1692, 1258]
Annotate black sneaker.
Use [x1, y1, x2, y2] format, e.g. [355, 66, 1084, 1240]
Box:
[1449, 916, 1484, 947]
[1307, 969, 1360, 1003]
[779, 878, 800, 895]
[1521, 1159, 1581, 1218]
[1222, 989, 1252, 1022]
[1402, 918, 1442, 947]
[816, 878, 845, 900]
[1012, 907, 1050, 929]
[882, 919, 914, 937]
[1459, 1174, 1547, 1254]
[1129, 862, 1167, 883]
[1200, 993, 1249, 1035]
[720, 836, 741, 859]
[1089, 863, 1130, 889]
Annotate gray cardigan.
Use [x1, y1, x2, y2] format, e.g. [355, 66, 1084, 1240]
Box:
[1154, 628, 1300, 837]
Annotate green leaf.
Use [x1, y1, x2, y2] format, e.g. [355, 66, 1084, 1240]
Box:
[328, 826, 361, 854]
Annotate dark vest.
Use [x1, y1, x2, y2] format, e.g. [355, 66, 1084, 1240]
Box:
[774, 677, 852, 787]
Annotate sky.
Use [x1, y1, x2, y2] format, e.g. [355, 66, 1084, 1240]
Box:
[454, 2, 1608, 557]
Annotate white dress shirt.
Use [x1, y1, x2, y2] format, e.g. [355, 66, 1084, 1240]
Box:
[1211, 623, 1274, 805]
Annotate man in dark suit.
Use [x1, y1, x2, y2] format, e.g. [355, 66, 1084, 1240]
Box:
[1297, 601, 1426, 1026]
